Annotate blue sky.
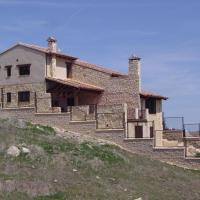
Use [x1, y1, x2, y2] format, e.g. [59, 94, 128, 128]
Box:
[0, 0, 199, 123]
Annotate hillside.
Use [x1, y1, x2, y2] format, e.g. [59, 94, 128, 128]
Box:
[0, 118, 199, 200]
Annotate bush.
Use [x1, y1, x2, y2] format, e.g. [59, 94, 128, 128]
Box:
[195, 152, 200, 158]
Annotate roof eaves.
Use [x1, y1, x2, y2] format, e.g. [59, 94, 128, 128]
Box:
[45, 77, 104, 92]
[140, 90, 168, 100]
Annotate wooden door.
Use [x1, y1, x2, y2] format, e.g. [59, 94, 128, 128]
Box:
[135, 126, 143, 138]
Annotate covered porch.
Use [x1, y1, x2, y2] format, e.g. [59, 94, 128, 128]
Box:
[45, 77, 104, 112]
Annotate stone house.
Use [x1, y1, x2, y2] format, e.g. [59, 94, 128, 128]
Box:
[0, 37, 167, 142]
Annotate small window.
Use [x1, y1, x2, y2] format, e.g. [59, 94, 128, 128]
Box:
[7, 93, 11, 103]
[5, 66, 12, 77]
[18, 64, 30, 76]
[145, 98, 156, 114]
[66, 63, 72, 78]
[18, 91, 30, 102]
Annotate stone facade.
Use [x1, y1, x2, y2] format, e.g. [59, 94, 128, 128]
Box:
[0, 38, 167, 142]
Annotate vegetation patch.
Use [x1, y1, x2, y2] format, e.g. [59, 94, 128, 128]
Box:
[34, 192, 66, 200]
[0, 118, 200, 200]
[0, 173, 16, 180]
[26, 122, 55, 136]
[79, 142, 125, 164]
[195, 152, 200, 157]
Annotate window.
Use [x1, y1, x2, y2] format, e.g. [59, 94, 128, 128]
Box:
[145, 98, 156, 114]
[18, 64, 30, 76]
[18, 91, 30, 102]
[5, 66, 12, 77]
[7, 93, 11, 103]
[66, 63, 72, 78]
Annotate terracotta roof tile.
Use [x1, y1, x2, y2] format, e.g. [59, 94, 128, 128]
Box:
[46, 77, 104, 92]
[18, 43, 77, 60]
[74, 59, 127, 76]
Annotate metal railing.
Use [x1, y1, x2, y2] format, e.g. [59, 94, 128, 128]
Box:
[184, 123, 200, 138]
[163, 116, 185, 131]
[153, 130, 184, 148]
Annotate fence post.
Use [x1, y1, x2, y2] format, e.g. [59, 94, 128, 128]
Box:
[199, 123, 200, 137]
[1, 88, 4, 109]
[182, 117, 185, 138]
[34, 92, 37, 113]
[96, 113, 98, 129]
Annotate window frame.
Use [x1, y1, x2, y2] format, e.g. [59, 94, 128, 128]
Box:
[18, 91, 30, 103]
[17, 64, 31, 76]
[6, 92, 11, 103]
[145, 98, 157, 114]
[5, 65, 12, 77]
[66, 63, 72, 78]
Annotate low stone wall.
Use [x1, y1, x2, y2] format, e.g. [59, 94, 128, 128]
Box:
[0, 108, 68, 129]
[97, 113, 124, 129]
[0, 108, 97, 136]
[163, 130, 183, 142]
[71, 105, 95, 121]
[185, 138, 200, 158]
[96, 104, 125, 129]
[87, 130, 200, 169]
[0, 108, 199, 169]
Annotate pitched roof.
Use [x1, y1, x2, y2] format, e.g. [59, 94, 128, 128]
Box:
[46, 77, 104, 92]
[0, 42, 125, 76]
[74, 59, 127, 76]
[140, 90, 168, 100]
[0, 43, 77, 60]
[18, 43, 77, 60]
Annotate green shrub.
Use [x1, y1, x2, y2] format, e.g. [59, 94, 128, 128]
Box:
[195, 152, 200, 157]
[79, 143, 124, 164]
[34, 192, 66, 200]
[26, 123, 55, 136]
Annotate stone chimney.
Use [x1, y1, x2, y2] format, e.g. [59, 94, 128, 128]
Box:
[128, 55, 141, 92]
[47, 37, 57, 77]
[47, 36, 57, 52]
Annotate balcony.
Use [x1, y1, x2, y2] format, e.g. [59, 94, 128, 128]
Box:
[135, 108, 149, 121]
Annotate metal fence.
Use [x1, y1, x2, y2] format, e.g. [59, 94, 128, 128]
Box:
[184, 123, 200, 138]
[163, 117, 184, 131]
[154, 129, 184, 148]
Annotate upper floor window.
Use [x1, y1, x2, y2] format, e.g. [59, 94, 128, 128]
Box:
[66, 63, 72, 78]
[18, 91, 30, 102]
[5, 65, 12, 77]
[17, 64, 31, 76]
[145, 98, 157, 114]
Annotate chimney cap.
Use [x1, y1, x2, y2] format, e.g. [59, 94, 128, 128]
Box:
[47, 36, 57, 43]
[129, 54, 141, 61]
